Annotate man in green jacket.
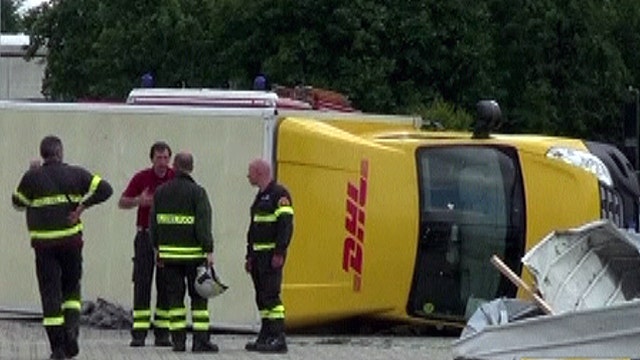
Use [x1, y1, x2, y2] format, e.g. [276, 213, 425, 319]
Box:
[149, 151, 218, 353]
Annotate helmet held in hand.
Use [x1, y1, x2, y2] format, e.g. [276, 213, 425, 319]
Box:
[195, 265, 229, 298]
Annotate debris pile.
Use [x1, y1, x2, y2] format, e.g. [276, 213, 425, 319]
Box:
[80, 298, 132, 329]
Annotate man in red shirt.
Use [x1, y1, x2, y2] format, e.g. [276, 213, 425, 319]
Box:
[119, 141, 175, 347]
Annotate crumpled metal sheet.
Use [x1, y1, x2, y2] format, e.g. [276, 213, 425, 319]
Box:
[523, 220, 640, 313]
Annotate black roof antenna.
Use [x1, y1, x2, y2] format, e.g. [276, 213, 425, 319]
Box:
[473, 100, 501, 139]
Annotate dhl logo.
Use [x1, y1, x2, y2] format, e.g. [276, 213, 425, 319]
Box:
[342, 159, 369, 292]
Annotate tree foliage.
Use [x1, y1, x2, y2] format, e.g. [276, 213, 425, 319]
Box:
[21, 0, 640, 144]
[1, 0, 24, 32]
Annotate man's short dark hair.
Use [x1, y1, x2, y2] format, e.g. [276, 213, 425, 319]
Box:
[174, 152, 194, 173]
[149, 141, 172, 160]
[40, 135, 63, 160]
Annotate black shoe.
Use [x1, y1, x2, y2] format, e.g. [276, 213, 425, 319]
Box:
[172, 343, 186, 352]
[49, 348, 65, 360]
[129, 338, 145, 347]
[64, 338, 79, 358]
[257, 336, 288, 353]
[245, 340, 259, 351]
[192, 341, 219, 353]
[245, 337, 267, 351]
[154, 337, 172, 347]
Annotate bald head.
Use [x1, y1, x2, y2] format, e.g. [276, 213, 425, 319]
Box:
[173, 152, 194, 174]
[247, 158, 272, 189]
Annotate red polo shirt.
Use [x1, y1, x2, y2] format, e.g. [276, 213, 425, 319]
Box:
[122, 167, 175, 228]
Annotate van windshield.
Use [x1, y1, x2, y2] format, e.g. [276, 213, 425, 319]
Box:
[407, 145, 526, 321]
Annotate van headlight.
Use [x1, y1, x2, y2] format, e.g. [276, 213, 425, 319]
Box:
[546, 146, 613, 187]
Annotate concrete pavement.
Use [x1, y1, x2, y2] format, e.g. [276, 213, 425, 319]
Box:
[0, 320, 455, 360]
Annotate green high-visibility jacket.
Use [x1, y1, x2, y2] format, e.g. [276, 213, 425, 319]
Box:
[150, 172, 214, 263]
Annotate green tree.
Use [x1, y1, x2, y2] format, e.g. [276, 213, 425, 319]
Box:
[1, 0, 24, 32]
[20, 0, 640, 147]
[23, 0, 219, 100]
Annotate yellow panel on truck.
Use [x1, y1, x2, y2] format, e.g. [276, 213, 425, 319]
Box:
[276, 108, 638, 328]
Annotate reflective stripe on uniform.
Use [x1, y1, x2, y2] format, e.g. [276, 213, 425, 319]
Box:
[86, 175, 101, 199]
[30, 223, 83, 239]
[156, 214, 195, 225]
[155, 308, 170, 329]
[266, 304, 285, 319]
[133, 309, 151, 329]
[133, 309, 151, 317]
[169, 308, 187, 317]
[253, 205, 293, 223]
[62, 300, 81, 310]
[192, 309, 210, 331]
[30, 194, 83, 207]
[253, 214, 277, 222]
[169, 307, 188, 331]
[43, 316, 64, 326]
[132, 321, 150, 329]
[154, 320, 169, 329]
[12, 191, 31, 206]
[275, 206, 294, 217]
[158, 245, 205, 259]
[252, 243, 276, 251]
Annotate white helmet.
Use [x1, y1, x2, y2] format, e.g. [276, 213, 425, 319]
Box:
[195, 265, 229, 298]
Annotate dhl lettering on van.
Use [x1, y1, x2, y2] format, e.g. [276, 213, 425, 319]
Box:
[342, 159, 369, 292]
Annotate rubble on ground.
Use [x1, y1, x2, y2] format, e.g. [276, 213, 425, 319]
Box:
[80, 298, 132, 329]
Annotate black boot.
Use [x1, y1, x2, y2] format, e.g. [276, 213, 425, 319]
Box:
[129, 329, 146, 347]
[63, 309, 80, 358]
[257, 333, 288, 353]
[245, 318, 267, 351]
[192, 331, 219, 353]
[49, 348, 65, 360]
[257, 319, 288, 353]
[45, 326, 67, 360]
[171, 331, 187, 352]
[153, 327, 172, 347]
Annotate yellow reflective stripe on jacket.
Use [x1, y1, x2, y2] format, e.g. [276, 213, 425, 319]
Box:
[30, 194, 82, 207]
[30, 223, 83, 239]
[254, 207, 293, 223]
[253, 243, 276, 251]
[253, 214, 277, 222]
[62, 300, 81, 310]
[43, 316, 64, 326]
[158, 245, 205, 259]
[86, 175, 101, 198]
[13, 191, 31, 206]
[156, 214, 195, 225]
[275, 206, 294, 217]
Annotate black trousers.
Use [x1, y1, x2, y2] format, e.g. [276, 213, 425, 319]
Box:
[35, 245, 82, 351]
[250, 252, 285, 328]
[163, 262, 210, 338]
[132, 230, 169, 336]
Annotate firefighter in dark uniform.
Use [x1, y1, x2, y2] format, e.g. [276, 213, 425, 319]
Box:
[118, 141, 174, 347]
[150, 152, 219, 353]
[12, 135, 113, 360]
[244, 158, 294, 353]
